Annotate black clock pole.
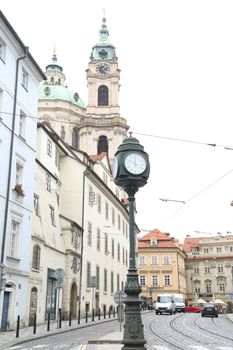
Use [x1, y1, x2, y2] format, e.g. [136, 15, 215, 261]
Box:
[122, 187, 146, 350]
[113, 135, 150, 350]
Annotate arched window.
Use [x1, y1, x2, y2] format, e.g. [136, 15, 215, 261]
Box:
[32, 245, 41, 270]
[97, 135, 108, 154]
[58, 78, 61, 85]
[51, 77, 54, 84]
[72, 128, 79, 149]
[98, 86, 108, 106]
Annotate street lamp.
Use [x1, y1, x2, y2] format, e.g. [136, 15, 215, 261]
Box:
[113, 135, 150, 350]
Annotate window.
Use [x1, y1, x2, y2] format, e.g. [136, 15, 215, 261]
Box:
[230, 246, 233, 252]
[216, 247, 222, 253]
[105, 202, 109, 220]
[139, 275, 146, 286]
[112, 208, 115, 225]
[72, 128, 78, 149]
[152, 275, 158, 285]
[203, 248, 209, 254]
[111, 271, 114, 294]
[98, 85, 108, 106]
[22, 69, 29, 90]
[32, 245, 41, 270]
[163, 255, 169, 264]
[0, 88, 3, 119]
[87, 222, 92, 246]
[15, 161, 23, 185]
[205, 281, 212, 293]
[49, 205, 55, 226]
[104, 269, 107, 292]
[34, 194, 40, 216]
[122, 247, 125, 264]
[117, 243, 120, 261]
[123, 221, 125, 235]
[87, 262, 91, 288]
[204, 265, 210, 274]
[97, 194, 101, 213]
[151, 255, 157, 264]
[96, 228, 100, 251]
[139, 255, 145, 265]
[164, 275, 171, 286]
[47, 139, 52, 157]
[88, 186, 96, 205]
[97, 135, 108, 154]
[117, 273, 120, 291]
[0, 37, 6, 62]
[96, 265, 100, 289]
[60, 125, 65, 140]
[126, 250, 128, 267]
[217, 264, 224, 273]
[104, 233, 108, 254]
[19, 110, 26, 139]
[46, 173, 51, 192]
[219, 282, 225, 293]
[111, 238, 115, 258]
[55, 148, 60, 169]
[9, 219, 20, 257]
[118, 215, 121, 230]
[193, 265, 199, 274]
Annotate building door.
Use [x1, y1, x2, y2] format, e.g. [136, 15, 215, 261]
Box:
[95, 293, 99, 312]
[70, 283, 77, 318]
[29, 288, 38, 326]
[1, 291, 10, 331]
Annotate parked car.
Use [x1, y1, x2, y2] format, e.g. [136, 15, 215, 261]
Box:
[185, 306, 202, 313]
[201, 303, 218, 317]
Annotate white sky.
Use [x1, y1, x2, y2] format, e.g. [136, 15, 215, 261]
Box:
[2, 0, 233, 242]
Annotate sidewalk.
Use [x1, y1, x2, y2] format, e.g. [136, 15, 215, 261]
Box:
[0, 315, 119, 350]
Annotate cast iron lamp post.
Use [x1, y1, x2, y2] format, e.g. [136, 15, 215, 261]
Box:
[113, 135, 150, 350]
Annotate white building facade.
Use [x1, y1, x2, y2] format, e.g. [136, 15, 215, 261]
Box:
[0, 11, 45, 330]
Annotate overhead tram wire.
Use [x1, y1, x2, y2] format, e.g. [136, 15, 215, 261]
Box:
[161, 167, 233, 228]
[2, 111, 233, 150]
[133, 131, 233, 150]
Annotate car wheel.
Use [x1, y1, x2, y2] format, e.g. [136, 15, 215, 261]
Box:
[216, 315, 218, 318]
[156, 311, 158, 315]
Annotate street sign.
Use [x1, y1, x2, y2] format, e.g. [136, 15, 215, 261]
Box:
[114, 291, 127, 304]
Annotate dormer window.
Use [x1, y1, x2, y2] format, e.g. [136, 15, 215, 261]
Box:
[150, 239, 157, 246]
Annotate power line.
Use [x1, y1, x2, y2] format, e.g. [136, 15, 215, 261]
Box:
[2, 111, 233, 150]
[133, 131, 233, 150]
[161, 168, 233, 228]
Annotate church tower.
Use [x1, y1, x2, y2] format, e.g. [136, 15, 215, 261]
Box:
[78, 17, 129, 162]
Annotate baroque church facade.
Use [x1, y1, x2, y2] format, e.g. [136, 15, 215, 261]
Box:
[29, 17, 131, 325]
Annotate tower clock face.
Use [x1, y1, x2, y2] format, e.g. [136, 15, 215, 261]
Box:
[124, 153, 146, 175]
[96, 63, 110, 76]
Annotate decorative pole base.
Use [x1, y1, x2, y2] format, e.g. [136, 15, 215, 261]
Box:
[122, 267, 146, 350]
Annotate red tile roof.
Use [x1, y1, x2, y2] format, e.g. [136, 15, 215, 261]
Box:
[138, 228, 179, 248]
[182, 237, 200, 253]
[89, 152, 108, 162]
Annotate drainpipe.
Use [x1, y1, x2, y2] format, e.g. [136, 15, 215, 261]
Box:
[1, 47, 29, 264]
[78, 167, 91, 319]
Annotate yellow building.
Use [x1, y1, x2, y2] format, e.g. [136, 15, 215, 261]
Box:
[138, 229, 186, 303]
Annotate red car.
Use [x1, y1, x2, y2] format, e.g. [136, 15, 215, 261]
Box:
[185, 306, 202, 313]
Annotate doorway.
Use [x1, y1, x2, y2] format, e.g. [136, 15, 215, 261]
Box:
[29, 287, 38, 326]
[70, 283, 77, 318]
[1, 291, 10, 331]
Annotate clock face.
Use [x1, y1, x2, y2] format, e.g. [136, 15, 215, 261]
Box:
[96, 63, 110, 76]
[112, 157, 118, 178]
[124, 153, 146, 175]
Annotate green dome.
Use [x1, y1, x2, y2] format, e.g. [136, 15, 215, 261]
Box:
[39, 85, 85, 108]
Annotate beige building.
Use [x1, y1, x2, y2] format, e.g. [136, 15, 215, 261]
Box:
[183, 234, 233, 305]
[137, 229, 186, 303]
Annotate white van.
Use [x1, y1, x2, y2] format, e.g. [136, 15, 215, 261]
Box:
[155, 294, 176, 315]
[173, 294, 185, 313]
